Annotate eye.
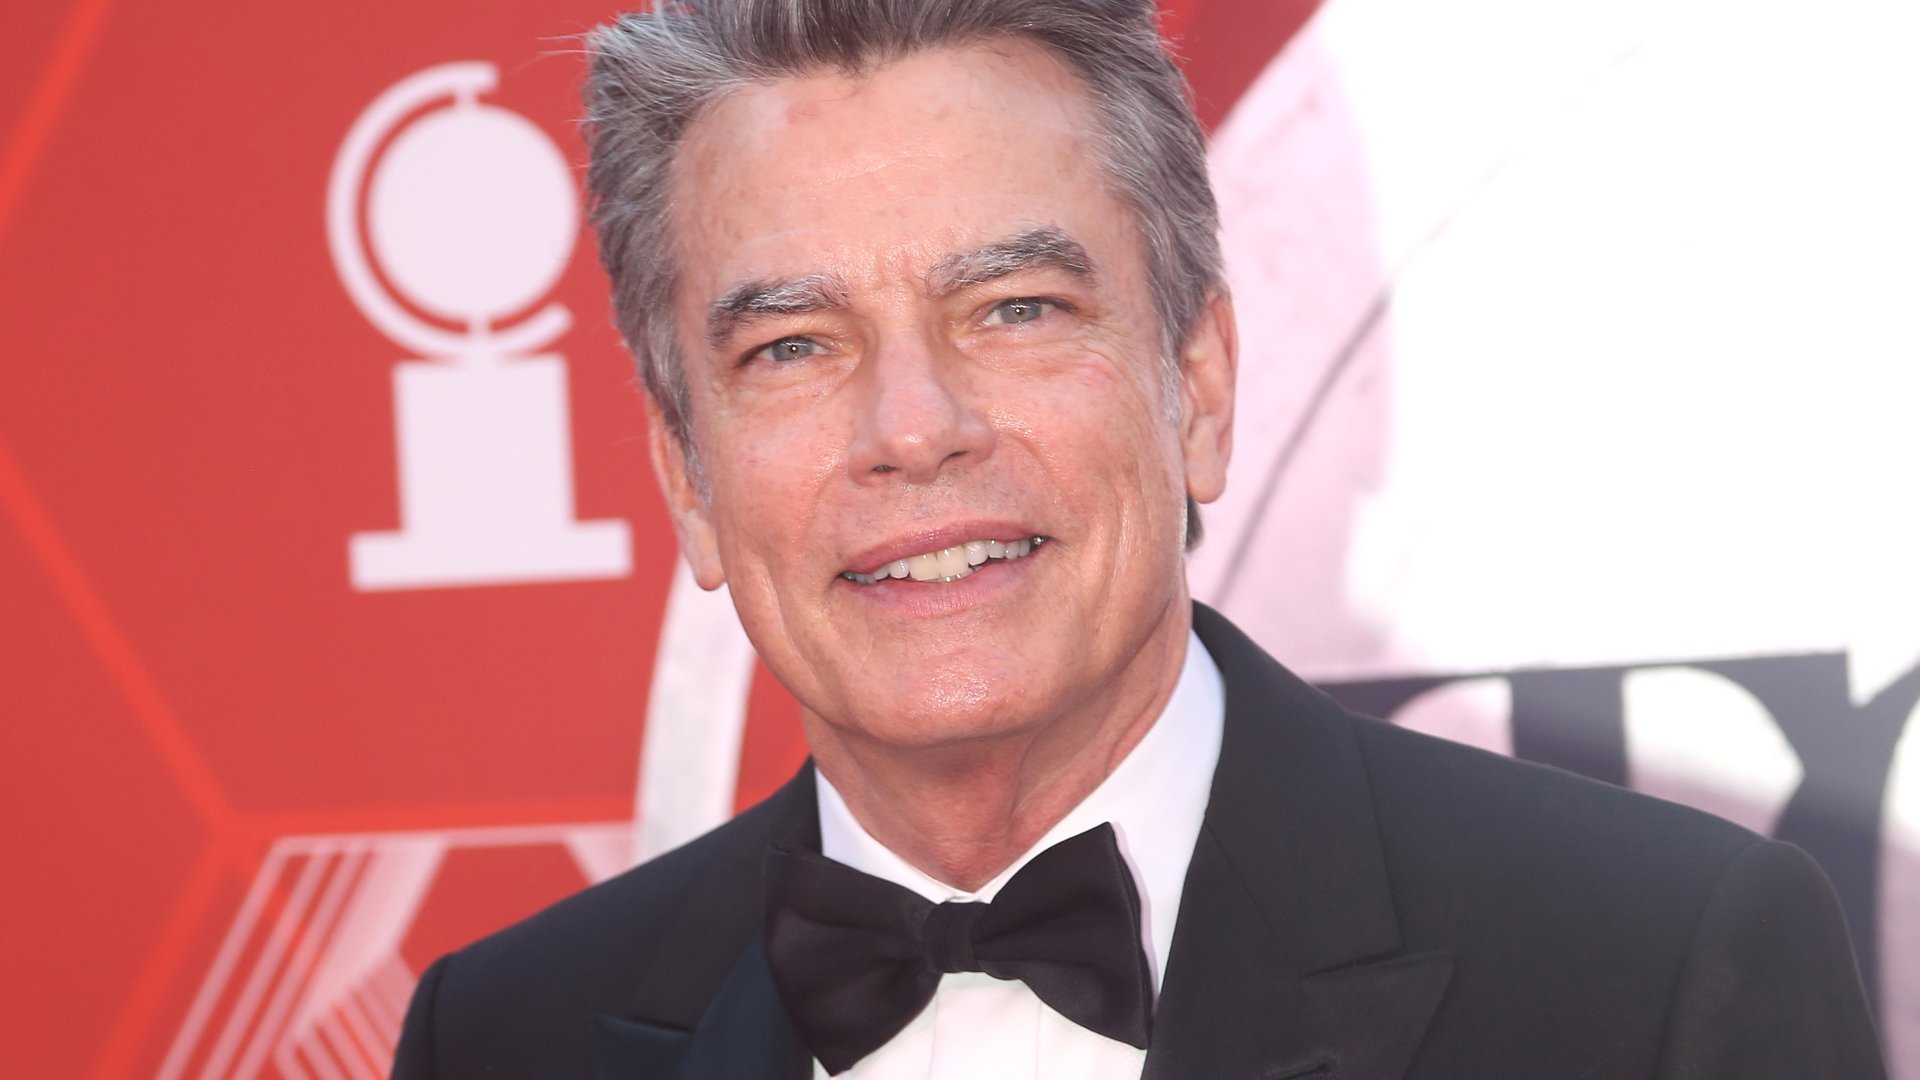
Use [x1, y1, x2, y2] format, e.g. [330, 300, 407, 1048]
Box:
[749, 336, 825, 365]
[982, 298, 1053, 326]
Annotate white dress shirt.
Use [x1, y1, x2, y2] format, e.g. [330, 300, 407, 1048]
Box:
[811, 630, 1226, 1080]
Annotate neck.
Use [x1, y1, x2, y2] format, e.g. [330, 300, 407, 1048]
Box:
[806, 596, 1193, 892]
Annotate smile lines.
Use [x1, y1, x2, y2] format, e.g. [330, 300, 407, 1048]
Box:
[842, 537, 1046, 584]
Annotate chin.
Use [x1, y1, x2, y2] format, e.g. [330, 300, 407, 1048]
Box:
[844, 665, 1054, 749]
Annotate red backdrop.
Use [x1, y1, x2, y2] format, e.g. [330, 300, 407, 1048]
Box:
[0, 2, 1308, 1076]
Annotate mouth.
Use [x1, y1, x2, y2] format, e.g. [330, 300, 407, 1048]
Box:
[840, 535, 1048, 585]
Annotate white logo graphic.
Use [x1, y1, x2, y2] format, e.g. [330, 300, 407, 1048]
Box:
[330, 62, 631, 591]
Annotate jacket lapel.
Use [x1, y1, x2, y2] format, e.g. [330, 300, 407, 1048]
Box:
[590, 605, 1450, 1079]
[593, 768, 820, 1080]
[592, 929, 812, 1080]
[1142, 606, 1453, 1080]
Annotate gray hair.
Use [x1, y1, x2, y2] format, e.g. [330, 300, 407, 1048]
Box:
[583, 0, 1223, 543]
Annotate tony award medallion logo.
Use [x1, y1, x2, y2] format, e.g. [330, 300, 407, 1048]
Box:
[330, 62, 631, 590]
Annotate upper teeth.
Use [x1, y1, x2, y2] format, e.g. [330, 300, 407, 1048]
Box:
[843, 537, 1044, 584]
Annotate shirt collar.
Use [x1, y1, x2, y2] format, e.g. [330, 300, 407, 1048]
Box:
[815, 628, 1226, 993]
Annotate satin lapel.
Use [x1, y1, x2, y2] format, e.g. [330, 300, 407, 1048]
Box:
[593, 930, 812, 1080]
[593, 1014, 692, 1080]
[593, 767, 820, 1080]
[1300, 950, 1454, 1080]
[1141, 607, 1453, 1080]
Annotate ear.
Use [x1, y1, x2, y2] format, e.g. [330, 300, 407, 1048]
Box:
[645, 397, 727, 591]
[1177, 290, 1237, 505]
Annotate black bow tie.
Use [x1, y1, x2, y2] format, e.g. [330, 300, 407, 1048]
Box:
[762, 822, 1153, 1075]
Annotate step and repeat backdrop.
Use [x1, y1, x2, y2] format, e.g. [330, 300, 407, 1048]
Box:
[2, 0, 1915, 1075]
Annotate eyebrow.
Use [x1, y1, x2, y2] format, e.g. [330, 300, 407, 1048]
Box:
[707, 273, 853, 351]
[703, 226, 1096, 351]
[924, 226, 1096, 298]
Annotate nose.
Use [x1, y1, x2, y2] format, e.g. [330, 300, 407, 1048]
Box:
[847, 339, 995, 484]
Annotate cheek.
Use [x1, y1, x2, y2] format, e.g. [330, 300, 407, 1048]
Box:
[703, 406, 842, 560]
[1007, 358, 1186, 542]
[1055, 359, 1180, 481]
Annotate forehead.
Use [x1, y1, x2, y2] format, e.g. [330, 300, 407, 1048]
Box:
[669, 40, 1113, 297]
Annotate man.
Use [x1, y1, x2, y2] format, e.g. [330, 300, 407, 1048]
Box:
[394, 1, 1886, 1076]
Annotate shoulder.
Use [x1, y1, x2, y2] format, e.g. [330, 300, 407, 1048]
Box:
[1197, 600, 1768, 936]
[1344, 711, 1772, 956]
[1348, 711, 1761, 883]
[396, 789, 798, 1076]
[447, 790, 787, 998]
[1344, 715, 1816, 1030]
[1353, 718, 1883, 1075]
[1198, 601, 1762, 890]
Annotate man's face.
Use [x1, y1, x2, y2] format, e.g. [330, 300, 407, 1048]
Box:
[658, 41, 1233, 748]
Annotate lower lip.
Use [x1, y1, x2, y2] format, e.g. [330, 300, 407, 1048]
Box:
[833, 546, 1044, 617]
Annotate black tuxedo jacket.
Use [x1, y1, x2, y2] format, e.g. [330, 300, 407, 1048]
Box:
[394, 605, 1885, 1078]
